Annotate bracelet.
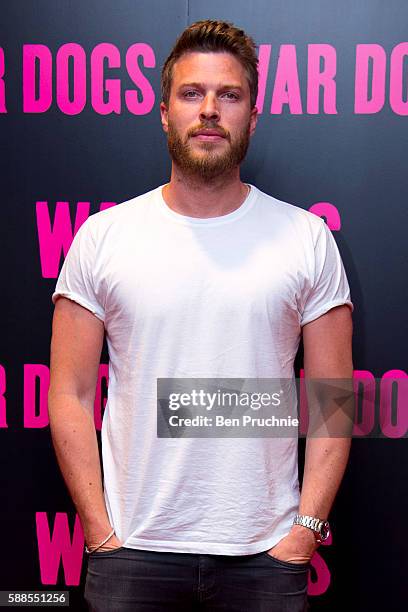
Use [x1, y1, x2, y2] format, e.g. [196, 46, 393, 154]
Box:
[85, 528, 115, 554]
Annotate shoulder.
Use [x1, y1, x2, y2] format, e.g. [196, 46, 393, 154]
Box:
[250, 184, 325, 245]
[83, 185, 163, 237]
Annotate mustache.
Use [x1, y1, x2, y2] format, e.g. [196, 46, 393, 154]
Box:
[187, 123, 230, 140]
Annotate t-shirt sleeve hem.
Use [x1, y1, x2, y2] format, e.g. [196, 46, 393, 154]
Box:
[52, 291, 105, 323]
[300, 299, 354, 327]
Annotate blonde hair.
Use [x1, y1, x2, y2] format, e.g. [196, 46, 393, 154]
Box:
[161, 19, 258, 108]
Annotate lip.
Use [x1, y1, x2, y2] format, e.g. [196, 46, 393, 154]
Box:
[192, 130, 226, 141]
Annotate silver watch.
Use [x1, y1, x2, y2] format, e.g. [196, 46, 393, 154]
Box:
[293, 514, 330, 543]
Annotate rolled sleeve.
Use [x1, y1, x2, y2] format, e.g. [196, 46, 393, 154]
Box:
[51, 218, 105, 322]
[300, 220, 354, 326]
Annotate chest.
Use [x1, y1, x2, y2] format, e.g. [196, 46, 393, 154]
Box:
[101, 227, 306, 332]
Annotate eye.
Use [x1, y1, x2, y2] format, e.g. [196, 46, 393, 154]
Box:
[183, 90, 200, 98]
[221, 92, 239, 100]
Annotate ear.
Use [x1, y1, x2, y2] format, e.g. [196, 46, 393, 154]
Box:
[160, 101, 169, 133]
[249, 106, 258, 137]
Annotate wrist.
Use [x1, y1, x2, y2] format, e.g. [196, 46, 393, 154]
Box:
[293, 514, 331, 544]
[85, 528, 115, 554]
[83, 522, 115, 548]
[290, 524, 318, 545]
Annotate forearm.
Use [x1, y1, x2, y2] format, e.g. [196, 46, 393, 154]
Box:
[48, 392, 113, 546]
[298, 436, 352, 519]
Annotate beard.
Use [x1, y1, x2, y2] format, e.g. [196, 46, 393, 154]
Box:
[166, 118, 251, 181]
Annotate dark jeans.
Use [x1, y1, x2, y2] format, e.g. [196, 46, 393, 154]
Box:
[84, 546, 310, 611]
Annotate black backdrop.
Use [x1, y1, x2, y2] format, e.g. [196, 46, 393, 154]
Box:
[1, 1, 407, 610]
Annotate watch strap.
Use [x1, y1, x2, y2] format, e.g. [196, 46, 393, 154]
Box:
[293, 514, 324, 532]
[293, 514, 329, 543]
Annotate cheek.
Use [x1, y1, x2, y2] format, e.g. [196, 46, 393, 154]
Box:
[223, 106, 251, 125]
[228, 119, 251, 139]
[169, 116, 191, 135]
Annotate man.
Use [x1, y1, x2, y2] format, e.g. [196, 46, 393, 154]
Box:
[48, 20, 354, 612]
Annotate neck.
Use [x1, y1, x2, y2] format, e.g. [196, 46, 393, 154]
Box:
[162, 164, 249, 219]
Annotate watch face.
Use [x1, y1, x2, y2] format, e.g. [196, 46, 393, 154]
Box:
[320, 521, 330, 540]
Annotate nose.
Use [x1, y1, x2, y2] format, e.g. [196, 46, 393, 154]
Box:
[199, 93, 220, 123]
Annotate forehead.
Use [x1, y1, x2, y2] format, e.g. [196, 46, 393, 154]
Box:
[171, 51, 248, 88]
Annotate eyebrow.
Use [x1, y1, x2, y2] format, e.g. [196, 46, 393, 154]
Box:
[178, 82, 244, 91]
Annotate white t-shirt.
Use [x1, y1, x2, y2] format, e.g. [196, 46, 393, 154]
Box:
[52, 184, 353, 555]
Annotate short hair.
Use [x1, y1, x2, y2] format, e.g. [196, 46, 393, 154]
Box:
[161, 20, 258, 108]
